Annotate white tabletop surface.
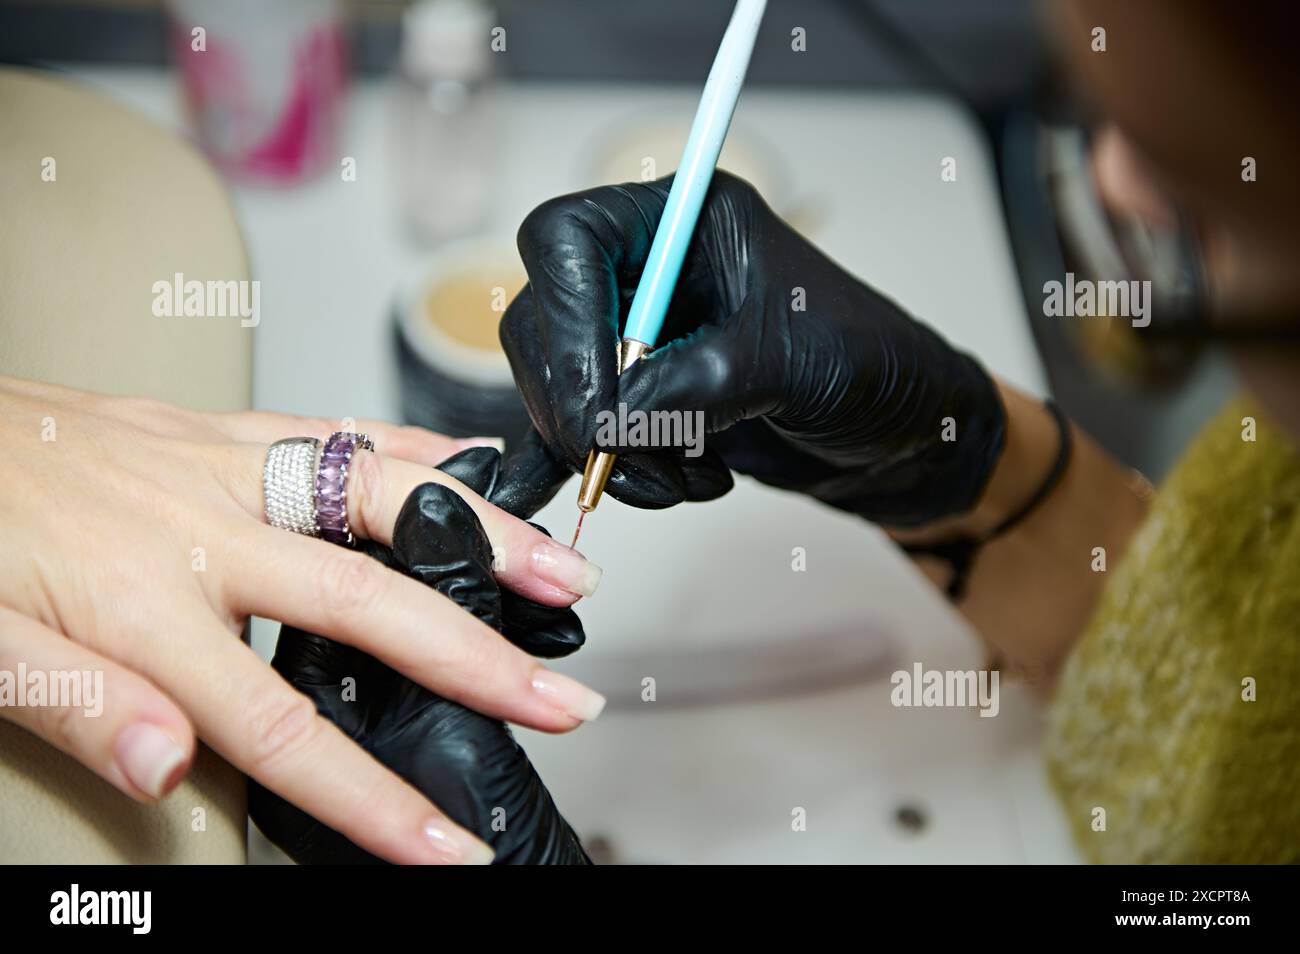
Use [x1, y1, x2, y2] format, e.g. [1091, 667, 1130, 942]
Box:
[67, 65, 1076, 863]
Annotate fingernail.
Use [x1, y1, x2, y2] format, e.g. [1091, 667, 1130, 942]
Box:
[457, 436, 505, 453]
[532, 541, 603, 597]
[114, 723, 189, 799]
[423, 819, 495, 865]
[532, 668, 607, 722]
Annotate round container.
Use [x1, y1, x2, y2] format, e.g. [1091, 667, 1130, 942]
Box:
[393, 239, 532, 444]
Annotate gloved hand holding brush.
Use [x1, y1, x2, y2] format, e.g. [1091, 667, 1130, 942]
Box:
[495, 171, 1007, 530]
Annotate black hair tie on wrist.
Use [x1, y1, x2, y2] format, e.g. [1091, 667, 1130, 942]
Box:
[901, 399, 1073, 601]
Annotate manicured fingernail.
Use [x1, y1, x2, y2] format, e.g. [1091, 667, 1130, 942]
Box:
[423, 819, 495, 865]
[457, 436, 505, 453]
[114, 723, 189, 799]
[532, 542, 603, 597]
[532, 668, 607, 722]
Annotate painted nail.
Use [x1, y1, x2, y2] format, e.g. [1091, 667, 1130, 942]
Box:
[457, 436, 505, 453]
[532, 541, 603, 597]
[423, 819, 495, 865]
[114, 723, 189, 799]
[532, 668, 607, 722]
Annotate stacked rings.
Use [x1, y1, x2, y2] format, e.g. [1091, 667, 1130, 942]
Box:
[315, 431, 374, 546]
[263, 431, 374, 546]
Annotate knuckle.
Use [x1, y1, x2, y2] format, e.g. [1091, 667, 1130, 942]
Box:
[517, 194, 572, 248]
[352, 764, 405, 817]
[35, 702, 84, 752]
[246, 692, 322, 772]
[316, 549, 389, 622]
[713, 167, 756, 198]
[694, 335, 738, 396]
[444, 624, 513, 688]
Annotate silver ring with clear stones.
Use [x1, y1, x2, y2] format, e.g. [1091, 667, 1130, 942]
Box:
[263, 437, 323, 536]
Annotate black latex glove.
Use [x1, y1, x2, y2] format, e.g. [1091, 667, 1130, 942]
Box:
[496, 171, 1006, 528]
[248, 447, 590, 864]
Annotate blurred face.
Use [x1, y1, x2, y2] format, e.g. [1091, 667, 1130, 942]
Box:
[1052, 0, 1300, 433]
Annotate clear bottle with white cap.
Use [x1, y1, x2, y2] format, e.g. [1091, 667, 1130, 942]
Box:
[395, 0, 499, 243]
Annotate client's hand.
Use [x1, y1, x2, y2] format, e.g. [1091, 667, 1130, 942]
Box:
[250, 447, 590, 864]
[0, 376, 604, 864]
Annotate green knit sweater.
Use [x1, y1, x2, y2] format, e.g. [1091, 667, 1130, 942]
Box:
[1047, 398, 1300, 863]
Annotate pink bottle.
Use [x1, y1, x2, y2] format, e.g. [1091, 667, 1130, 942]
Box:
[168, 0, 347, 185]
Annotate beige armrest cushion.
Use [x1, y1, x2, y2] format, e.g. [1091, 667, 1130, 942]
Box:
[0, 66, 250, 863]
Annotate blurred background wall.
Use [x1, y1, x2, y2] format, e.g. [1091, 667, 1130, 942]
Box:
[0, 0, 1236, 479]
[1, 0, 1044, 104]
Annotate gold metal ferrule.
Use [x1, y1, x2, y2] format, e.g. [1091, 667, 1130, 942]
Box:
[576, 337, 651, 512]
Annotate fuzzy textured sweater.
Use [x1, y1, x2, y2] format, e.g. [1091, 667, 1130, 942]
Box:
[1047, 398, 1300, 863]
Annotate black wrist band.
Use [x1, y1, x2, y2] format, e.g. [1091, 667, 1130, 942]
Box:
[900, 399, 1074, 600]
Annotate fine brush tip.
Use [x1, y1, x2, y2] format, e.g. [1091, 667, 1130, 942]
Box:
[569, 510, 586, 550]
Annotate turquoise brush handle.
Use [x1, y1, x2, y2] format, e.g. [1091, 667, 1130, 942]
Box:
[621, 0, 766, 348]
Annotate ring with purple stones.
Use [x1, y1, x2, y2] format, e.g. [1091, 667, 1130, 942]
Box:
[263, 432, 374, 546]
[314, 431, 375, 547]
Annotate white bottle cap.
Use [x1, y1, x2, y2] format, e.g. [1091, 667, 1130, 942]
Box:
[401, 0, 496, 81]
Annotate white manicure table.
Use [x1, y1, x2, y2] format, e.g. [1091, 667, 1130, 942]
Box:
[66, 67, 1079, 863]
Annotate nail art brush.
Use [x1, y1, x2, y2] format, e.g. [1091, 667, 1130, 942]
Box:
[571, 0, 767, 547]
